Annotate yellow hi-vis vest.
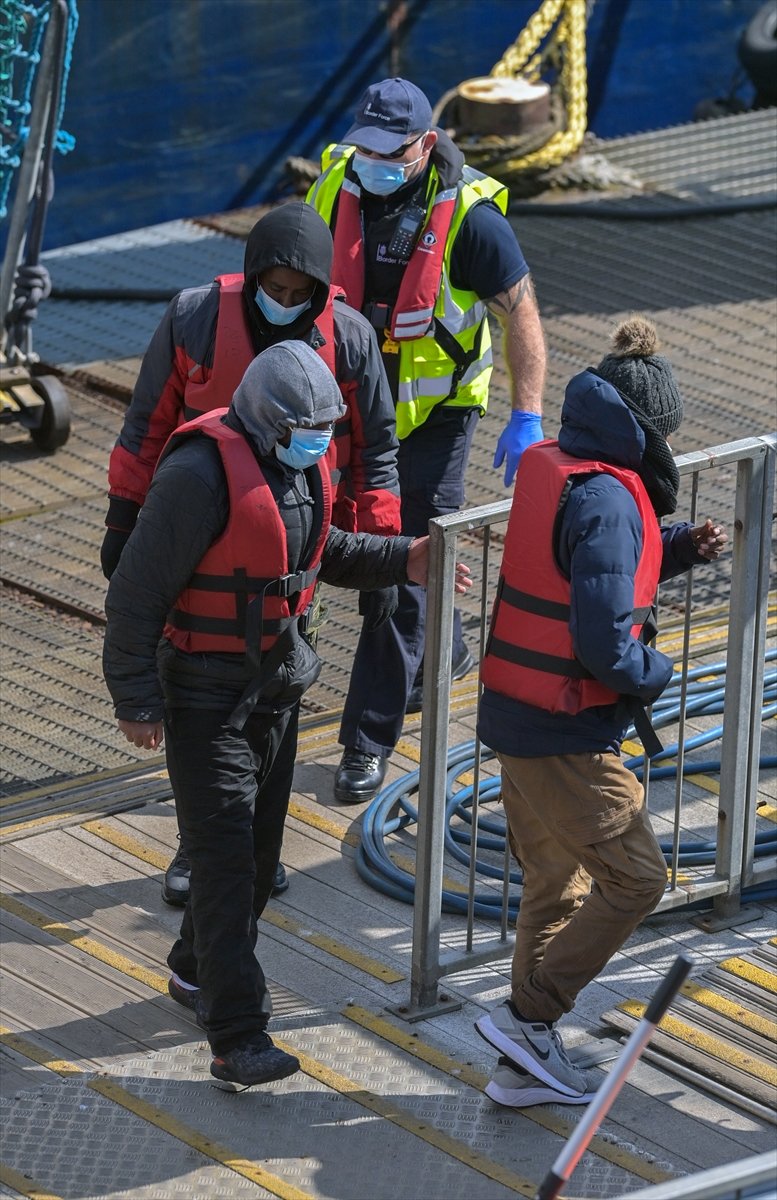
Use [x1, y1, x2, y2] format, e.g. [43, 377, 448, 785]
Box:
[307, 144, 509, 440]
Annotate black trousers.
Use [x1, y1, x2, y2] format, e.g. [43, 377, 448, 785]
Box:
[339, 405, 479, 756]
[165, 702, 298, 1054]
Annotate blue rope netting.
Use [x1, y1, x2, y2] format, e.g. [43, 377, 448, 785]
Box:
[1, 0, 78, 221]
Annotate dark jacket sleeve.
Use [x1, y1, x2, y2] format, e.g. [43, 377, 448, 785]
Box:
[319, 526, 413, 590]
[103, 440, 228, 720]
[561, 475, 675, 704]
[105, 284, 220, 521]
[659, 520, 708, 581]
[332, 298, 402, 535]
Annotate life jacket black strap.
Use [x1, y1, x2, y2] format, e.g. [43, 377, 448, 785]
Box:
[487, 635, 593, 680]
[432, 316, 485, 401]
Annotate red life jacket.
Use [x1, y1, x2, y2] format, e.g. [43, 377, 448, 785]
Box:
[480, 441, 663, 715]
[331, 174, 457, 341]
[180, 275, 358, 521]
[163, 412, 331, 657]
[183, 274, 337, 415]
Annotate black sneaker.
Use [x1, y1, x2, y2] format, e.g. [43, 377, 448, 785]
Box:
[167, 974, 206, 1030]
[210, 1033, 300, 1091]
[161, 840, 190, 907]
[334, 748, 387, 804]
[271, 862, 289, 895]
[406, 648, 475, 714]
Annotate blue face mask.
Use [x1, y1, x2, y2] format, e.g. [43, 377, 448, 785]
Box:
[255, 285, 312, 326]
[352, 152, 408, 196]
[276, 427, 333, 470]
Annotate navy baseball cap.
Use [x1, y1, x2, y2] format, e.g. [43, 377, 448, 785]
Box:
[344, 78, 433, 153]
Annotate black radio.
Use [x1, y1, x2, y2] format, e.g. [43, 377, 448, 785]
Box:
[386, 202, 427, 261]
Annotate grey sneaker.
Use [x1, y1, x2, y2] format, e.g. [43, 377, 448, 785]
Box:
[475, 1000, 589, 1097]
[485, 1056, 597, 1108]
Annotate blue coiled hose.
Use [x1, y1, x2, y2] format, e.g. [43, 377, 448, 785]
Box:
[356, 655, 777, 918]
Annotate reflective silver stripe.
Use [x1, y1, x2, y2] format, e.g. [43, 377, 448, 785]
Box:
[394, 321, 433, 339]
[342, 177, 361, 198]
[394, 306, 434, 327]
[433, 187, 457, 204]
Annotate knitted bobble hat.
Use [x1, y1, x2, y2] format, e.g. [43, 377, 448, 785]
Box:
[596, 315, 684, 437]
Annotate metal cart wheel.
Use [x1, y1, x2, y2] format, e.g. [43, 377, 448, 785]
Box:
[29, 373, 71, 451]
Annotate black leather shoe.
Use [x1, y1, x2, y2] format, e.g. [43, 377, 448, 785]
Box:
[406, 648, 475, 714]
[271, 862, 289, 895]
[162, 841, 190, 907]
[334, 748, 387, 803]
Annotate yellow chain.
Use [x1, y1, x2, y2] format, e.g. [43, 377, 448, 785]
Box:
[488, 0, 588, 172]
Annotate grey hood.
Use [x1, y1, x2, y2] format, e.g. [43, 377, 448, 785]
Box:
[230, 340, 345, 457]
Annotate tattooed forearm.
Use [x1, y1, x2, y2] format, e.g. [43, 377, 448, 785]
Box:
[487, 275, 534, 318]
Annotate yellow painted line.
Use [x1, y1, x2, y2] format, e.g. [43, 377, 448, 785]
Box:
[718, 955, 777, 995]
[343, 1005, 674, 1186]
[0, 893, 167, 992]
[0, 762, 166, 807]
[618, 1001, 777, 1086]
[0, 1162, 62, 1200]
[271, 1039, 537, 1198]
[395, 738, 421, 763]
[2, 811, 83, 838]
[758, 804, 777, 825]
[260, 908, 404, 983]
[621, 739, 721, 797]
[0, 1029, 310, 1200]
[286, 800, 360, 847]
[388, 850, 468, 895]
[680, 980, 777, 1040]
[80, 821, 404, 984]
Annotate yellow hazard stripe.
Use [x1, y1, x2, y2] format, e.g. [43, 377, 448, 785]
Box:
[617, 1001, 777, 1086]
[286, 799, 360, 846]
[758, 804, 777, 825]
[0, 1028, 311, 1200]
[343, 1004, 674, 1186]
[0, 892, 167, 992]
[80, 820, 403, 983]
[0, 1162, 63, 1200]
[0, 1024, 536, 1198]
[266, 1039, 538, 1197]
[680, 980, 777, 1039]
[719, 955, 777, 995]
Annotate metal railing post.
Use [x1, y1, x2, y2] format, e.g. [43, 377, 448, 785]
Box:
[708, 446, 766, 922]
[406, 516, 458, 1015]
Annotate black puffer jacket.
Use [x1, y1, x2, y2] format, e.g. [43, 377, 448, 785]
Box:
[103, 423, 411, 723]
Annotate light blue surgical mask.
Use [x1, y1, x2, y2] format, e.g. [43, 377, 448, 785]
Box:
[255, 285, 312, 326]
[276, 426, 333, 470]
[352, 153, 408, 196]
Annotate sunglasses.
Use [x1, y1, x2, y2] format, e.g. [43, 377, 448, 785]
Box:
[355, 131, 426, 161]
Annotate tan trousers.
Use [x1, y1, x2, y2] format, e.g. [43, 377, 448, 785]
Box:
[497, 750, 668, 1023]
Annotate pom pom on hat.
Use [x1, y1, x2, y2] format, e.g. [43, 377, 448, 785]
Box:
[596, 314, 683, 437]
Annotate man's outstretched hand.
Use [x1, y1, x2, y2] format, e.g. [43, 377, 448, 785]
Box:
[406, 537, 472, 592]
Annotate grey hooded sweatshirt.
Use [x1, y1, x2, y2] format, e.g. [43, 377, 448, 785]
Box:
[103, 341, 411, 721]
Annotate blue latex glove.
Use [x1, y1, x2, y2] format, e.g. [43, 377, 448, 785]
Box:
[493, 410, 544, 486]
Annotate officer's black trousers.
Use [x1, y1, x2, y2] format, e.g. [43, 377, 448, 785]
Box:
[340, 404, 479, 756]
